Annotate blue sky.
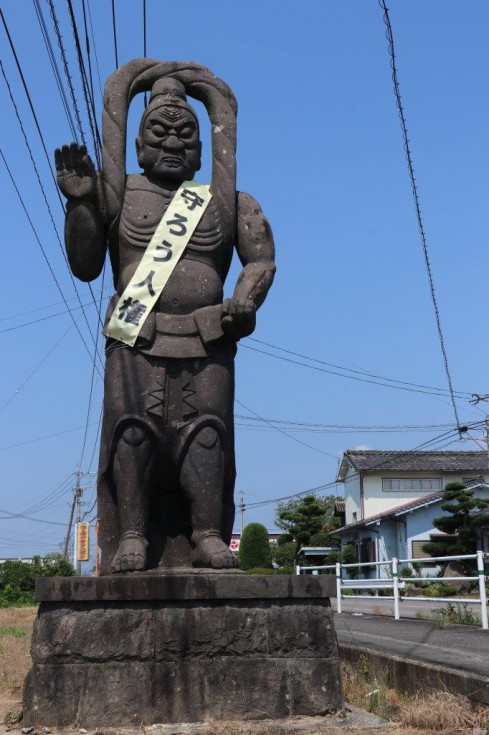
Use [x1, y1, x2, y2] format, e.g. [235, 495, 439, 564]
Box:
[1, 0, 489, 563]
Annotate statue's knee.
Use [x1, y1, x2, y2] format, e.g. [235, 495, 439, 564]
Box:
[120, 425, 148, 447]
[195, 426, 220, 449]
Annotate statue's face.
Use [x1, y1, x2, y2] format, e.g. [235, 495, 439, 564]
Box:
[136, 106, 201, 182]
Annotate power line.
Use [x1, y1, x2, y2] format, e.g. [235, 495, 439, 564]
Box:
[0, 7, 63, 208]
[46, 0, 87, 145]
[0, 321, 76, 415]
[245, 427, 471, 510]
[241, 342, 469, 400]
[378, 0, 462, 431]
[0, 148, 102, 374]
[143, 0, 147, 105]
[0, 422, 100, 452]
[235, 398, 339, 460]
[246, 337, 471, 398]
[32, 0, 78, 141]
[0, 296, 109, 334]
[111, 0, 119, 69]
[0, 59, 103, 366]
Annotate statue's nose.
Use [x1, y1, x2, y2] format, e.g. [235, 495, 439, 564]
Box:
[163, 134, 184, 151]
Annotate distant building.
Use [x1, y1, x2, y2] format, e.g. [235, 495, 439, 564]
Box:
[335, 450, 489, 577]
[230, 532, 280, 553]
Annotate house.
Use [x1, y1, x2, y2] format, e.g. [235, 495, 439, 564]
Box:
[335, 450, 489, 577]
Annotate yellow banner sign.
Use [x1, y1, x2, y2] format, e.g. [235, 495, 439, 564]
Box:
[76, 522, 90, 562]
[105, 180, 212, 347]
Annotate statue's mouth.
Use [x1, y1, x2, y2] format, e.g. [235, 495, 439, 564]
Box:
[158, 155, 185, 168]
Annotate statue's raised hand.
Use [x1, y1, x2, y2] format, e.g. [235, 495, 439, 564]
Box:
[54, 143, 96, 201]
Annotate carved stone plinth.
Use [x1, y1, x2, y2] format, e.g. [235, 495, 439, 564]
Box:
[23, 573, 342, 728]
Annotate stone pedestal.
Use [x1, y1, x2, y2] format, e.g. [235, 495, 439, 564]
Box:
[23, 573, 342, 728]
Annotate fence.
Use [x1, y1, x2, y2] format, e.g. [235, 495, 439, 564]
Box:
[297, 550, 489, 630]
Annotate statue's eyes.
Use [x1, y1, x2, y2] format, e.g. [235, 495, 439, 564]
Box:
[151, 124, 167, 138]
[179, 126, 195, 139]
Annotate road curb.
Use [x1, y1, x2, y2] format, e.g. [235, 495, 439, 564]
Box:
[338, 641, 489, 705]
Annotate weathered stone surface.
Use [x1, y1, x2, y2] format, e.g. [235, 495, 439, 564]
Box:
[35, 573, 336, 602]
[24, 575, 342, 727]
[31, 603, 153, 663]
[24, 658, 342, 727]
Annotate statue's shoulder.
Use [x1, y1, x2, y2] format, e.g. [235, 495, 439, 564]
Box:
[237, 190, 263, 217]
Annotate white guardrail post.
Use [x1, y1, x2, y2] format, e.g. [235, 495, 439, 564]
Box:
[336, 562, 342, 614]
[477, 550, 488, 630]
[392, 557, 400, 620]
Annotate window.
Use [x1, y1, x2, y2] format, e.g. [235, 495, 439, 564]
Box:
[352, 512, 357, 522]
[382, 478, 441, 492]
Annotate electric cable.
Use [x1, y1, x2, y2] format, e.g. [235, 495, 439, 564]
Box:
[235, 398, 340, 460]
[32, 0, 78, 142]
[378, 0, 462, 431]
[241, 342, 469, 400]
[65, 0, 102, 165]
[246, 337, 471, 399]
[0, 7, 63, 208]
[245, 426, 473, 510]
[111, 0, 119, 68]
[0, 59, 103, 369]
[0, 148, 103, 377]
[46, 0, 87, 146]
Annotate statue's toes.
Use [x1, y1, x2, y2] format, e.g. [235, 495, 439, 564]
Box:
[120, 554, 130, 572]
[134, 553, 145, 571]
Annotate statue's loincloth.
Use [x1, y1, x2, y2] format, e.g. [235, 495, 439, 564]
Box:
[99, 337, 236, 488]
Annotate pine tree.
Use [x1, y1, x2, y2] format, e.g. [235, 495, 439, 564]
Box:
[275, 494, 338, 564]
[422, 482, 489, 569]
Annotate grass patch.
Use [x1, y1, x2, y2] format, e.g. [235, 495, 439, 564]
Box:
[0, 627, 28, 638]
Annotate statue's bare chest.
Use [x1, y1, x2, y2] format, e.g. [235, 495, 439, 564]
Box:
[119, 181, 223, 260]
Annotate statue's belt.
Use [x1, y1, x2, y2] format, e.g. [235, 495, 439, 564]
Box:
[105, 302, 227, 359]
[104, 179, 212, 347]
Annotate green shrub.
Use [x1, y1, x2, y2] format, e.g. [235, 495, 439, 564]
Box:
[239, 523, 272, 571]
[0, 554, 75, 607]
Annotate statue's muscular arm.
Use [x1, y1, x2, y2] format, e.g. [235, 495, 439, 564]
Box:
[55, 143, 106, 282]
[223, 191, 276, 339]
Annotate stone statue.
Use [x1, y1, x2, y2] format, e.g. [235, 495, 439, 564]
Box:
[55, 60, 275, 574]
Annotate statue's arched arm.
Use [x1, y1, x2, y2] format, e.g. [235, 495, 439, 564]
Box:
[221, 191, 276, 340]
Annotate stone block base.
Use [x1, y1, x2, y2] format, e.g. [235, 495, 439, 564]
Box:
[23, 573, 342, 728]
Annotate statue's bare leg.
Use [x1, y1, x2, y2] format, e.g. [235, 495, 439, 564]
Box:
[111, 425, 153, 573]
[180, 426, 238, 569]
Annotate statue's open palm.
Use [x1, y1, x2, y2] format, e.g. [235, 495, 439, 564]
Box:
[54, 143, 96, 201]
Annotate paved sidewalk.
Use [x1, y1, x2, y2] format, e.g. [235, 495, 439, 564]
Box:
[334, 612, 489, 679]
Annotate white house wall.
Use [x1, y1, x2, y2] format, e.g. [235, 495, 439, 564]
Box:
[362, 472, 489, 519]
[344, 468, 361, 525]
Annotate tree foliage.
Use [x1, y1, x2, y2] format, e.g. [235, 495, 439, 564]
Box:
[422, 482, 489, 568]
[239, 523, 272, 570]
[274, 494, 339, 564]
[0, 553, 75, 607]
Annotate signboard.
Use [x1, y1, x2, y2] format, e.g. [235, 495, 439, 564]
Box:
[76, 522, 90, 562]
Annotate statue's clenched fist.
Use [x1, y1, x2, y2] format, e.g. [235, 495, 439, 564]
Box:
[54, 142, 96, 201]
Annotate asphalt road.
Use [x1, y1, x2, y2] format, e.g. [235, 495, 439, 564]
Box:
[334, 611, 489, 679]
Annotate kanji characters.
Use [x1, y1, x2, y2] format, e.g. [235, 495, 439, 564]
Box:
[118, 297, 148, 325]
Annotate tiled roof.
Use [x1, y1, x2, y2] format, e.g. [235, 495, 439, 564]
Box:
[334, 482, 489, 534]
[337, 450, 488, 480]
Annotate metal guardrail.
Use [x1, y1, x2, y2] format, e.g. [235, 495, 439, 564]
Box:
[297, 550, 489, 630]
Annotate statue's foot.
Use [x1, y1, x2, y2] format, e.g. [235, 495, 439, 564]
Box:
[111, 532, 148, 573]
[192, 533, 239, 569]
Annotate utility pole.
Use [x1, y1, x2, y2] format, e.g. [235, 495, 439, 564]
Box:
[239, 490, 245, 535]
[74, 469, 83, 575]
[63, 470, 83, 571]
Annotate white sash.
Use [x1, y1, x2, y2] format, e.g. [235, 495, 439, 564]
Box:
[105, 179, 212, 347]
